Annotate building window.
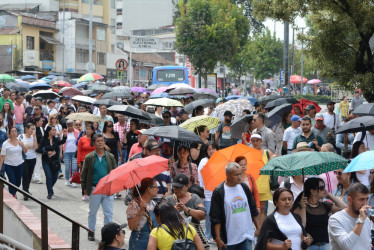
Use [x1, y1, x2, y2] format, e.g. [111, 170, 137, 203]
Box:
[135, 68, 140, 80]
[111, 19, 115, 34]
[116, 22, 122, 29]
[117, 8, 122, 15]
[77, 49, 88, 63]
[97, 29, 105, 41]
[111, 0, 115, 9]
[97, 52, 106, 65]
[27, 36, 34, 50]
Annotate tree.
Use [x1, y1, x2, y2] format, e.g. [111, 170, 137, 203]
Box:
[253, 0, 374, 102]
[227, 41, 253, 83]
[175, 0, 250, 87]
[250, 29, 283, 80]
[230, 0, 264, 33]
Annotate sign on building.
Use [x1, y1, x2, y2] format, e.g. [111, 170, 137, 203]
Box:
[130, 36, 160, 49]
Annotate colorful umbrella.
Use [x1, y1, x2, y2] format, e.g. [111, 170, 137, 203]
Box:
[93, 155, 169, 195]
[290, 75, 307, 84]
[343, 151, 374, 173]
[201, 144, 264, 191]
[0, 74, 15, 83]
[77, 73, 104, 82]
[151, 86, 168, 95]
[260, 151, 348, 177]
[66, 112, 104, 122]
[214, 99, 253, 119]
[54, 81, 72, 87]
[179, 115, 220, 132]
[131, 86, 147, 93]
[307, 79, 321, 84]
[293, 98, 321, 114]
[59, 87, 83, 97]
[144, 97, 183, 107]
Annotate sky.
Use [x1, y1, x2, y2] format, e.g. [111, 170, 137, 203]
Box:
[264, 17, 307, 43]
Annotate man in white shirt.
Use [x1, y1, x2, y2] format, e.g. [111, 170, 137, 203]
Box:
[328, 183, 372, 250]
[283, 115, 302, 154]
[323, 101, 341, 132]
[210, 162, 259, 250]
[279, 175, 305, 200]
[46, 100, 58, 118]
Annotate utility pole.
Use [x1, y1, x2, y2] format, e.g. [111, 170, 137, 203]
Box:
[283, 22, 289, 86]
[88, 0, 93, 73]
[291, 27, 295, 76]
[62, 0, 65, 76]
[300, 27, 305, 93]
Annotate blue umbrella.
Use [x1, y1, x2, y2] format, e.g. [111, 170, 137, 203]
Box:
[225, 95, 244, 101]
[45, 75, 56, 79]
[343, 151, 374, 173]
[150, 92, 171, 99]
[245, 96, 258, 106]
[21, 75, 37, 81]
[29, 83, 53, 90]
[74, 82, 87, 89]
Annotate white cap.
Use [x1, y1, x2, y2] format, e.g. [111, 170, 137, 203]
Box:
[250, 134, 262, 140]
[266, 89, 271, 93]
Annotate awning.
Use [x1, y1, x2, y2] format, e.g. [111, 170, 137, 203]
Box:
[40, 35, 62, 45]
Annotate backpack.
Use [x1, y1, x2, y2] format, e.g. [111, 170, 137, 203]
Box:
[161, 223, 197, 250]
[267, 150, 280, 191]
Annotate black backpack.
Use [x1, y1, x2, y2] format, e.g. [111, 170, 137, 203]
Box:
[161, 223, 197, 250]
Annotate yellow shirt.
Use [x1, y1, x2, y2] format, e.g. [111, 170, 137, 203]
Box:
[150, 224, 196, 250]
[339, 101, 349, 117]
[256, 150, 272, 201]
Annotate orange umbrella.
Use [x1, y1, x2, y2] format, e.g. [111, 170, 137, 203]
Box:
[201, 144, 264, 191]
[93, 155, 169, 195]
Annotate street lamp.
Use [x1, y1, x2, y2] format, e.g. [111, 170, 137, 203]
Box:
[300, 27, 305, 94]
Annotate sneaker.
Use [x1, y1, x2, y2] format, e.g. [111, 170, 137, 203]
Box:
[47, 194, 52, 199]
[88, 231, 95, 241]
[71, 183, 77, 188]
[82, 195, 87, 201]
[34, 180, 43, 184]
[65, 181, 71, 186]
[58, 173, 64, 179]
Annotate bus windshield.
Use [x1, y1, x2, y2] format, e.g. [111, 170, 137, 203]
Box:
[157, 69, 185, 82]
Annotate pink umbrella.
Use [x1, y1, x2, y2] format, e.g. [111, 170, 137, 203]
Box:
[307, 79, 321, 84]
[151, 86, 168, 95]
[290, 75, 308, 84]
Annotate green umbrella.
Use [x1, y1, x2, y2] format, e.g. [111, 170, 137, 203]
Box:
[260, 151, 348, 177]
[0, 74, 15, 83]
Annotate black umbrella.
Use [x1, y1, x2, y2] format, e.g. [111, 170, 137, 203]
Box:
[108, 105, 151, 120]
[143, 126, 202, 143]
[32, 90, 60, 100]
[184, 99, 215, 113]
[352, 103, 374, 116]
[91, 84, 113, 93]
[101, 91, 132, 99]
[335, 116, 374, 134]
[139, 113, 165, 126]
[230, 114, 254, 139]
[5, 82, 30, 92]
[265, 103, 293, 128]
[258, 95, 282, 106]
[193, 91, 219, 100]
[93, 99, 123, 107]
[264, 97, 298, 110]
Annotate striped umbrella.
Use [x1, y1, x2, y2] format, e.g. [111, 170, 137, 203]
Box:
[77, 73, 103, 82]
[179, 115, 220, 132]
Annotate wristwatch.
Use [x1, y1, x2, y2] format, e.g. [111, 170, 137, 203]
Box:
[356, 218, 365, 224]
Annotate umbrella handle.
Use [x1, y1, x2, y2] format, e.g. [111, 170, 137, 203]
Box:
[130, 172, 142, 198]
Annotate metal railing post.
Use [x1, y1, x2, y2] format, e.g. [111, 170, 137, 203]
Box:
[0, 181, 3, 234]
[71, 223, 80, 250]
[41, 206, 48, 250]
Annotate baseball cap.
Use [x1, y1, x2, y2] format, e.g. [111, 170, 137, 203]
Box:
[101, 222, 127, 244]
[136, 129, 147, 135]
[250, 133, 262, 140]
[315, 113, 324, 121]
[291, 115, 302, 122]
[173, 173, 189, 188]
[145, 139, 160, 150]
[266, 89, 271, 93]
[224, 110, 234, 117]
[178, 109, 189, 116]
[327, 101, 336, 105]
[305, 104, 316, 110]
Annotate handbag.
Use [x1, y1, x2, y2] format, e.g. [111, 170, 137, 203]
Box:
[49, 158, 61, 171]
[70, 167, 81, 184]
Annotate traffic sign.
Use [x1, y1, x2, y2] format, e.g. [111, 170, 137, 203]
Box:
[115, 59, 128, 71]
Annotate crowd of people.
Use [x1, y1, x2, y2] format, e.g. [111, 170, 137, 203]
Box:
[0, 83, 373, 250]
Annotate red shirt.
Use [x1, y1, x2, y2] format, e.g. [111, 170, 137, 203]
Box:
[77, 136, 95, 163]
[128, 142, 143, 158]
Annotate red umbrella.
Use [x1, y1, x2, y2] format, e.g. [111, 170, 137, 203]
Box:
[93, 155, 169, 195]
[59, 87, 83, 97]
[55, 81, 72, 87]
[293, 98, 321, 114]
[290, 75, 307, 84]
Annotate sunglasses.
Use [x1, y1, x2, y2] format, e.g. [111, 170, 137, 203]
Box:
[334, 171, 343, 176]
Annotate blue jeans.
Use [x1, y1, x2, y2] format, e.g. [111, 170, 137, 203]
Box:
[308, 243, 331, 250]
[15, 123, 24, 135]
[119, 148, 127, 165]
[42, 160, 59, 195]
[63, 152, 77, 180]
[204, 201, 213, 240]
[4, 163, 23, 196]
[226, 239, 252, 250]
[88, 186, 114, 231]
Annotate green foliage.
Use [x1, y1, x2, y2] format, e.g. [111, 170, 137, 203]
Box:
[227, 41, 253, 82]
[175, 0, 250, 87]
[252, 0, 374, 102]
[294, 94, 331, 104]
[230, 0, 264, 33]
[291, 47, 318, 78]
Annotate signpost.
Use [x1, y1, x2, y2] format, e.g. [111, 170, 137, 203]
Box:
[130, 36, 160, 49]
[115, 59, 128, 71]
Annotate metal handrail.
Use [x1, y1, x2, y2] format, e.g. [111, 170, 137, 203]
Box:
[0, 233, 33, 250]
[0, 177, 92, 250]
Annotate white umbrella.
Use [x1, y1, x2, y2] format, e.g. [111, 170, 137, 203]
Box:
[72, 95, 96, 105]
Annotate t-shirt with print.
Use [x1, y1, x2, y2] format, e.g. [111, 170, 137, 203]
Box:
[224, 183, 255, 246]
[217, 122, 233, 148]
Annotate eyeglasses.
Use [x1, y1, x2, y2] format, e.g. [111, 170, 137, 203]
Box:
[150, 185, 158, 189]
[334, 171, 343, 176]
[318, 185, 325, 191]
[75, 124, 82, 126]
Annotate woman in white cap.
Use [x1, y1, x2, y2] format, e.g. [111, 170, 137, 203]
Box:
[250, 133, 276, 231]
[98, 222, 126, 250]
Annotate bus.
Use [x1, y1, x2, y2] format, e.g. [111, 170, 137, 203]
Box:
[152, 66, 189, 85]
